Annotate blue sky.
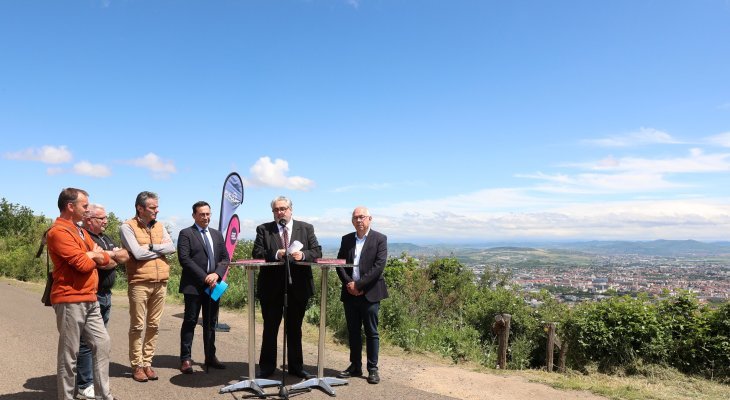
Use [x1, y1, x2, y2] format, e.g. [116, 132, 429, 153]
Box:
[1, 0, 730, 244]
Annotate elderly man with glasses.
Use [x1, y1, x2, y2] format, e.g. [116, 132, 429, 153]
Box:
[252, 196, 322, 380]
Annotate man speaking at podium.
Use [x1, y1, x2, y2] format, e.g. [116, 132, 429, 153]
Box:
[253, 196, 322, 380]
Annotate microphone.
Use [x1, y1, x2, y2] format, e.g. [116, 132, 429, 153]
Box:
[278, 219, 287, 227]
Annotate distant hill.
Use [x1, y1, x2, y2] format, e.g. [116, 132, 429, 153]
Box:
[552, 239, 730, 256]
[323, 239, 730, 261]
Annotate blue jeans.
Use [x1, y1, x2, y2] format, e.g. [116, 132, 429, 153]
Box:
[343, 296, 380, 371]
[77, 291, 112, 389]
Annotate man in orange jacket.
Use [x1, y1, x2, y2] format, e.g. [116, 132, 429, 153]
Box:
[47, 188, 118, 400]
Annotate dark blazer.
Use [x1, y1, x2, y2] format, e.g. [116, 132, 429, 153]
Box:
[177, 225, 229, 296]
[253, 220, 322, 303]
[336, 229, 388, 303]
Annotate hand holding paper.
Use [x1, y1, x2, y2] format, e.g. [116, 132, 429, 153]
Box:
[287, 240, 303, 254]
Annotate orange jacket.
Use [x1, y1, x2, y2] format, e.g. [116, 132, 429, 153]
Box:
[48, 217, 110, 304]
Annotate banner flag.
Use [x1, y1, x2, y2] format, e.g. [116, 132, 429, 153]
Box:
[218, 172, 243, 254]
[224, 214, 240, 263]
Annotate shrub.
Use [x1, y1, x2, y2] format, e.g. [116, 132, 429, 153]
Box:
[564, 295, 668, 372]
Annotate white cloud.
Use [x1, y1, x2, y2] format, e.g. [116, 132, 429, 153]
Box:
[73, 161, 112, 178]
[346, 0, 360, 9]
[587, 149, 730, 174]
[521, 149, 730, 194]
[705, 132, 730, 147]
[317, 197, 730, 241]
[3, 145, 73, 164]
[244, 156, 315, 191]
[522, 171, 683, 193]
[583, 127, 681, 147]
[126, 153, 176, 179]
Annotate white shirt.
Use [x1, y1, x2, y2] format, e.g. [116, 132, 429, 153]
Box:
[195, 224, 215, 271]
[353, 229, 369, 281]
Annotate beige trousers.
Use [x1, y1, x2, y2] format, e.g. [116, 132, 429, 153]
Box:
[128, 281, 167, 368]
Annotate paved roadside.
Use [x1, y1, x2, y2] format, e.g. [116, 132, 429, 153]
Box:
[0, 279, 606, 400]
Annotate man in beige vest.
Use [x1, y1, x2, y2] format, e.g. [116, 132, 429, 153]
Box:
[120, 191, 176, 383]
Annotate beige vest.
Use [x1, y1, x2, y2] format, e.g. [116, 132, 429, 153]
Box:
[124, 217, 170, 284]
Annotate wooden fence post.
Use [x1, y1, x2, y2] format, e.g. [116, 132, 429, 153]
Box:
[492, 313, 511, 369]
[546, 322, 556, 372]
[558, 341, 568, 373]
[545, 322, 567, 372]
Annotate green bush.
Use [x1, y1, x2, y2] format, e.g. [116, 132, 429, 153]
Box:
[564, 295, 668, 372]
[704, 302, 730, 381]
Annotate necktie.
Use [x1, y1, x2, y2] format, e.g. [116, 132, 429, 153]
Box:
[282, 226, 289, 252]
[201, 229, 215, 273]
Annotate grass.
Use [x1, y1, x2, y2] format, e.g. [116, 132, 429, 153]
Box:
[515, 365, 730, 400]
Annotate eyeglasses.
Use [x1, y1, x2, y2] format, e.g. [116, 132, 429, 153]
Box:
[352, 215, 370, 220]
[272, 207, 290, 213]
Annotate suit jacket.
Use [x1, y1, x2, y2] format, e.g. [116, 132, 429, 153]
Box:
[253, 220, 322, 303]
[336, 229, 388, 303]
[177, 225, 229, 296]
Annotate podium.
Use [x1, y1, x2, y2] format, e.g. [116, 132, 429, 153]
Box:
[219, 260, 281, 397]
[289, 260, 353, 396]
[219, 259, 355, 398]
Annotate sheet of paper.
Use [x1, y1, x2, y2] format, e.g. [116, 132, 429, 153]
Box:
[287, 240, 303, 254]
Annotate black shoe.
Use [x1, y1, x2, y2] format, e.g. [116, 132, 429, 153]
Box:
[204, 357, 226, 369]
[290, 369, 314, 379]
[367, 369, 380, 384]
[336, 365, 363, 379]
[255, 369, 275, 379]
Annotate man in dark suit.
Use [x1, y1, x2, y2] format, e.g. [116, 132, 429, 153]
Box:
[177, 201, 230, 374]
[335, 206, 388, 384]
[253, 196, 322, 380]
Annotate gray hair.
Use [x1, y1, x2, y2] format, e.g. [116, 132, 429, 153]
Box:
[85, 203, 105, 217]
[270, 196, 293, 210]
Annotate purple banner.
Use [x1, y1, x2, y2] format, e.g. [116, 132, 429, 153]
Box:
[218, 172, 243, 240]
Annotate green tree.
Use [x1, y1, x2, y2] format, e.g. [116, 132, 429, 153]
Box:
[0, 199, 50, 281]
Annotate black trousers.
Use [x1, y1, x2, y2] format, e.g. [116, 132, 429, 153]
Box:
[258, 294, 308, 373]
[180, 293, 219, 362]
[344, 296, 381, 371]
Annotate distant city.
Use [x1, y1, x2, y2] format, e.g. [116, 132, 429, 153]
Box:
[323, 240, 730, 304]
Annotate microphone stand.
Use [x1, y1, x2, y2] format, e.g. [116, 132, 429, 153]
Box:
[279, 251, 291, 398]
[278, 228, 310, 399]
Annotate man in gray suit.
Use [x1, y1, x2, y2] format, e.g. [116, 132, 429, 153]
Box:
[335, 206, 388, 384]
[177, 201, 229, 374]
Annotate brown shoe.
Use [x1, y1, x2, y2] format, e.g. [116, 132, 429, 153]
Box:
[143, 366, 158, 380]
[132, 366, 148, 382]
[180, 359, 193, 374]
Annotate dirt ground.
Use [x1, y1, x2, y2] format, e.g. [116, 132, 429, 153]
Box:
[0, 278, 606, 399]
